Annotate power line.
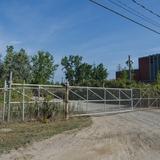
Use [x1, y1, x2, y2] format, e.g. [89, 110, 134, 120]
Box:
[131, 0, 160, 18]
[107, 0, 160, 28]
[89, 0, 160, 35]
[110, 0, 160, 28]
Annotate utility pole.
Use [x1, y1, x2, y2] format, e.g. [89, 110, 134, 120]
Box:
[126, 55, 133, 81]
[117, 64, 122, 71]
[128, 55, 131, 81]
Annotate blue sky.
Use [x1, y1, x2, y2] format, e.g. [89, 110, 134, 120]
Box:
[0, 0, 160, 81]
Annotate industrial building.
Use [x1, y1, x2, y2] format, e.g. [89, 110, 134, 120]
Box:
[116, 54, 160, 82]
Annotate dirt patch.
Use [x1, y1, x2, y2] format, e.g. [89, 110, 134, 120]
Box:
[0, 117, 91, 154]
[93, 144, 114, 155]
[0, 109, 160, 160]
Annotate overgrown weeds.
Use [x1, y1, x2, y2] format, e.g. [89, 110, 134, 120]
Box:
[0, 117, 92, 154]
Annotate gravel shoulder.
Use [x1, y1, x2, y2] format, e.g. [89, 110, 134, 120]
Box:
[1, 109, 160, 160]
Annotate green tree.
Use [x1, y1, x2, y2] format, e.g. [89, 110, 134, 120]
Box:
[0, 54, 3, 86]
[0, 54, 3, 78]
[119, 69, 128, 81]
[31, 51, 58, 84]
[61, 55, 82, 85]
[92, 63, 108, 82]
[75, 63, 92, 84]
[61, 55, 108, 86]
[156, 71, 160, 84]
[3, 46, 14, 81]
[154, 70, 160, 90]
[3, 46, 31, 83]
[13, 48, 31, 83]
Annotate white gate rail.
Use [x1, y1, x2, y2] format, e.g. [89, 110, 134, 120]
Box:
[0, 82, 160, 121]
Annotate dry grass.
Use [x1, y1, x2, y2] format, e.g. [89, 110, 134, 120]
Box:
[0, 117, 92, 154]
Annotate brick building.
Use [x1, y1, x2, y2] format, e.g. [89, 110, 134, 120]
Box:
[116, 54, 160, 82]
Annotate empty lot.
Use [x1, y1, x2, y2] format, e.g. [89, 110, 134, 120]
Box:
[0, 109, 160, 160]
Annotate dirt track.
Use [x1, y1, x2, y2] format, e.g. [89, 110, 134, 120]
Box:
[1, 109, 160, 160]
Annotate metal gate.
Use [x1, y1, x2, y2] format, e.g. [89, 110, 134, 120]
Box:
[0, 82, 160, 122]
[0, 83, 65, 122]
[69, 86, 160, 116]
[69, 86, 133, 116]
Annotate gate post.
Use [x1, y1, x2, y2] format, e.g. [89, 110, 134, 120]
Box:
[131, 89, 133, 110]
[147, 90, 150, 108]
[2, 80, 7, 122]
[119, 89, 121, 109]
[65, 82, 69, 120]
[7, 71, 12, 122]
[22, 81, 25, 121]
[37, 85, 40, 118]
[87, 87, 88, 113]
[104, 88, 106, 112]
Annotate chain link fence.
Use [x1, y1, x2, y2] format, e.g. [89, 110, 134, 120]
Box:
[69, 86, 160, 116]
[0, 83, 65, 122]
[0, 82, 160, 122]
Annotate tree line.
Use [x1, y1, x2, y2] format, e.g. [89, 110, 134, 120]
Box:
[1, 45, 159, 89]
[0, 46, 58, 85]
[0, 46, 108, 86]
[61, 55, 108, 86]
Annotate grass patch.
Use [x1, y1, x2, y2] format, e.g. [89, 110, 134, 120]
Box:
[0, 117, 92, 154]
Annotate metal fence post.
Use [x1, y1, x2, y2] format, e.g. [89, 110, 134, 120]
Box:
[7, 71, 12, 122]
[65, 82, 69, 120]
[148, 91, 150, 108]
[104, 88, 106, 112]
[2, 80, 7, 122]
[87, 87, 88, 113]
[131, 89, 133, 110]
[119, 89, 121, 109]
[36, 85, 41, 118]
[140, 89, 142, 108]
[22, 81, 25, 121]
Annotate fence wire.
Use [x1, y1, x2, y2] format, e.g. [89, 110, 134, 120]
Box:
[69, 87, 160, 116]
[0, 83, 160, 122]
[1, 84, 65, 122]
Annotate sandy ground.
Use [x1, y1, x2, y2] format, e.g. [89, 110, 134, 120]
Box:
[1, 109, 160, 160]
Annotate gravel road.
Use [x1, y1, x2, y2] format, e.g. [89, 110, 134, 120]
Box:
[1, 109, 160, 160]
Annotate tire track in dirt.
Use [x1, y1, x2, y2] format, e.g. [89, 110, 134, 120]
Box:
[0, 109, 160, 160]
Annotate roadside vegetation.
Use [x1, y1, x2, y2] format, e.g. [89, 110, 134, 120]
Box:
[0, 117, 92, 154]
[1, 45, 160, 89]
[1, 45, 160, 90]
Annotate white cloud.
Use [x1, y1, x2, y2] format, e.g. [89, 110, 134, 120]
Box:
[8, 40, 22, 45]
[149, 47, 160, 53]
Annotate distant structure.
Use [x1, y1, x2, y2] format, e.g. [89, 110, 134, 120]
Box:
[116, 54, 160, 82]
[139, 54, 160, 82]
